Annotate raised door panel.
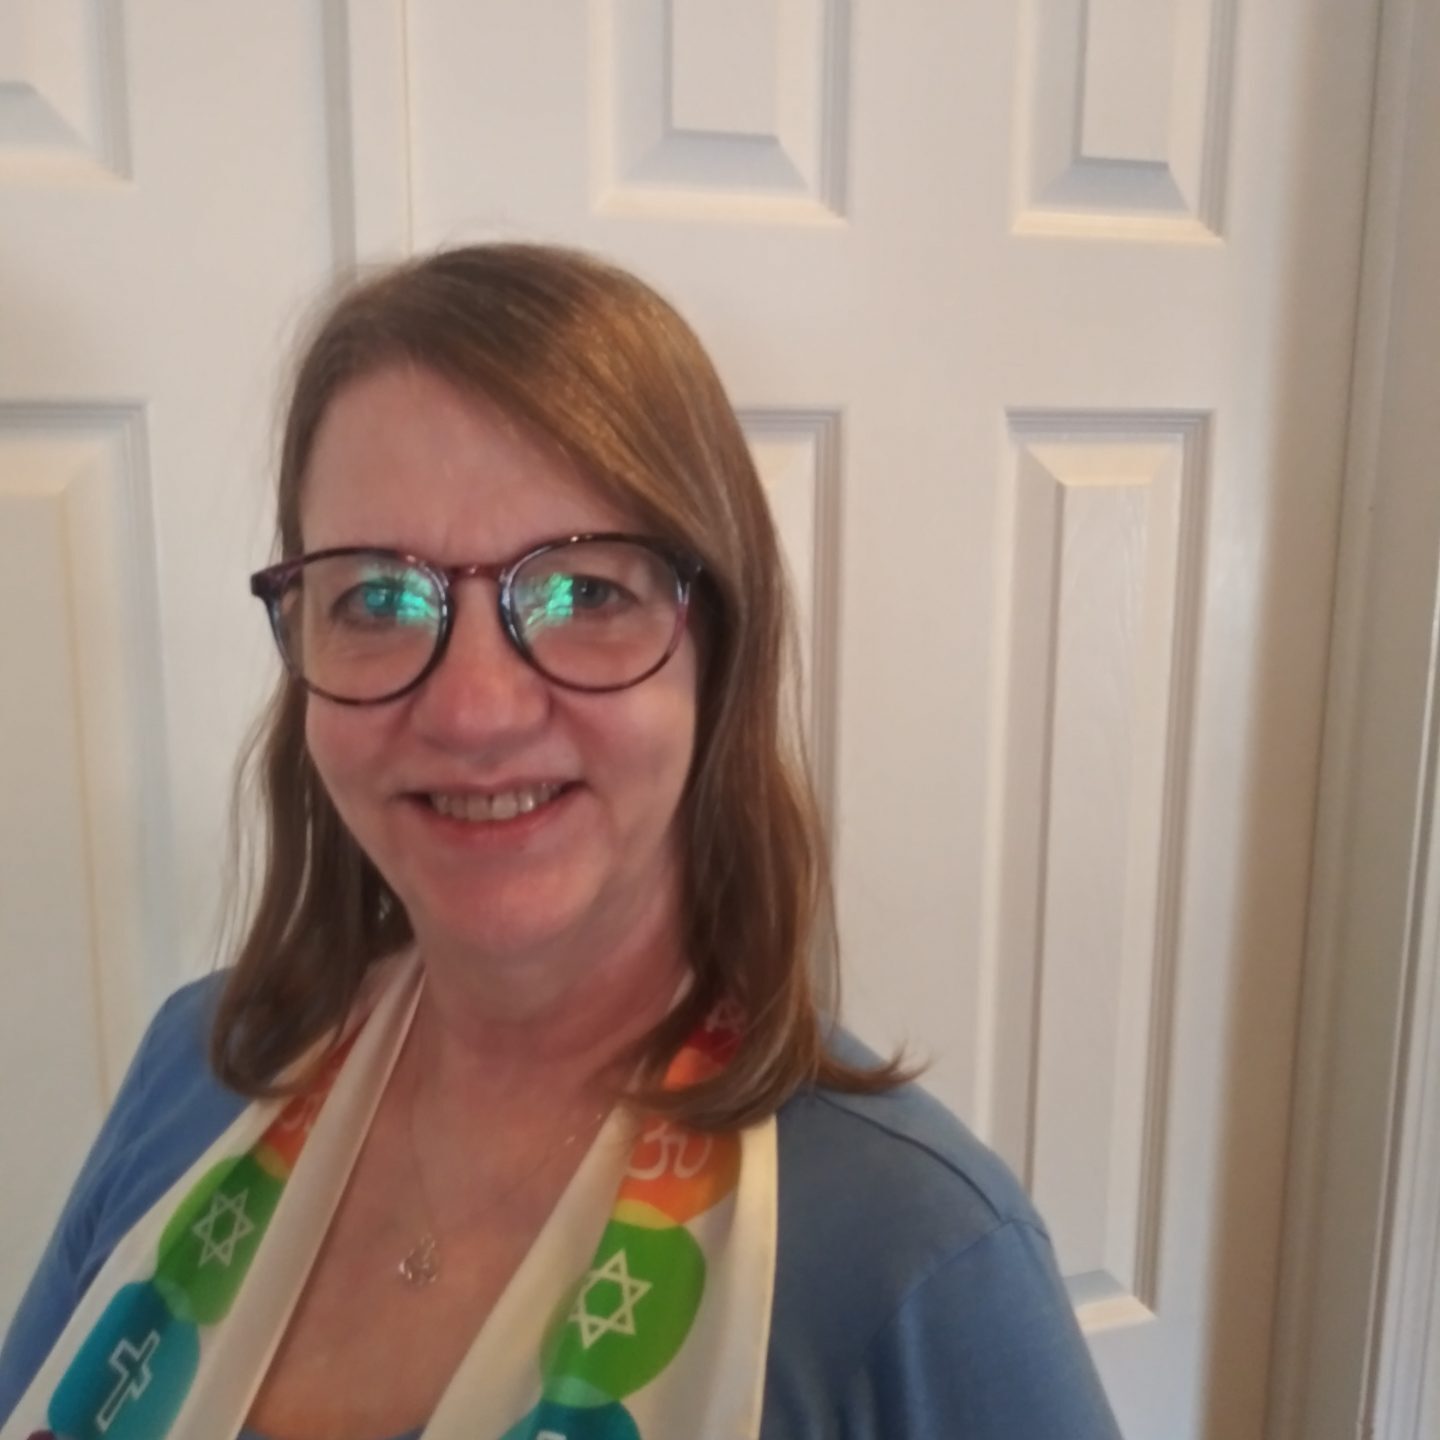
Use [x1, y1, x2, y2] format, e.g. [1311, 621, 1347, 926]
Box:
[0, 2, 335, 1323]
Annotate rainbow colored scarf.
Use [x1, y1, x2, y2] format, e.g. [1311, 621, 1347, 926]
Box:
[4, 956, 776, 1439]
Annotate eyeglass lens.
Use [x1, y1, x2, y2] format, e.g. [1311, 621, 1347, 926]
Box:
[271, 540, 684, 700]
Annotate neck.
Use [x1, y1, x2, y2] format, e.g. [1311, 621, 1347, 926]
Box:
[405, 891, 688, 1100]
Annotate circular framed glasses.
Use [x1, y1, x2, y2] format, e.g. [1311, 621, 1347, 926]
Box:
[250, 534, 703, 705]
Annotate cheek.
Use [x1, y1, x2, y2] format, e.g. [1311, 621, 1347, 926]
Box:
[628, 683, 700, 813]
[303, 703, 342, 784]
[670, 647, 702, 777]
[566, 676, 698, 815]
[303, 701, 381, 805]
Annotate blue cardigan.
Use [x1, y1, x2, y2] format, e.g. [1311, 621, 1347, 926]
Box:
[1, 976, 1121, 1439]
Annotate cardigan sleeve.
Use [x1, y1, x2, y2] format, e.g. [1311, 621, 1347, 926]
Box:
[0, 988, 184, 1426]
[835, 1218, 1123, 1440]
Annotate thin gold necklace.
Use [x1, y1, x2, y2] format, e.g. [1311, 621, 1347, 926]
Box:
[397, 1057, 608, 1288]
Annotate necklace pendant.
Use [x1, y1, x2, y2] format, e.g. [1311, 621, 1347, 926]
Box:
[398, 1232, 440, 1287]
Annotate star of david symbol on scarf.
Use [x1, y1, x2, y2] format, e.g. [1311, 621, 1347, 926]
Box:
[191, 1187, 255, 1268]
[568, 1247, 653, 1350]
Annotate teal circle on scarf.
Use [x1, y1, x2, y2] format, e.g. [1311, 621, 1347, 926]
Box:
[48, 1282, 198, 1440]
[500, 1397, 640, 1439]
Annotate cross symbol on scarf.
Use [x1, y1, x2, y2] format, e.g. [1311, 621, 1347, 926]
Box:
[96, 1330, 159, 1432]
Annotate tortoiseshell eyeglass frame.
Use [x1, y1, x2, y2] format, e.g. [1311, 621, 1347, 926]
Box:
[249, 532, 704, 705]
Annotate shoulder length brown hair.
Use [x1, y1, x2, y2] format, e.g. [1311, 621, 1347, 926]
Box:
[213, 243, 910, 1129]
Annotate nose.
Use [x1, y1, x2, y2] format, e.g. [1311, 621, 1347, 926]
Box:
[407, 578, 550, 750]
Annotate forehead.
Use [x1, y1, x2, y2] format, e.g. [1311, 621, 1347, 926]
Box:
[299, 364, 635, 558]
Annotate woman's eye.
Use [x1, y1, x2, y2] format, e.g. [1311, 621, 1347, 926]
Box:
[521, 572, 631, 625]
[568, 575, 627, 610]
[333, 579, 434, 627]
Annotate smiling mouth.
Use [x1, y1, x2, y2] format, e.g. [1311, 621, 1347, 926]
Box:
[425, 783, 571, 823]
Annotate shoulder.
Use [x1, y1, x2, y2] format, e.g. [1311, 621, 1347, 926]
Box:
[107, 972, 243, 1168]
[775, 1025, 1040, 1254]
[770, 1025, 1040, 1378]
[136, 969, 230, 1079]
[0, 973, 244, 1422]
[29, 974, 240, 1295]
[763, 1029, 1120, 1439]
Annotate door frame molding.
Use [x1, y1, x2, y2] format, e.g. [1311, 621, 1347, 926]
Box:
[1370, 704, 1440, 1436]
[1268, 0, 1440, 1432]
[323, 0, 412, 268]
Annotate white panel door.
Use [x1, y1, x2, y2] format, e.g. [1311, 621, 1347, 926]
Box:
[366, 2, 1377, 1435]
[0, 4, 1380, 1438]
[0, 1, 333, 1319]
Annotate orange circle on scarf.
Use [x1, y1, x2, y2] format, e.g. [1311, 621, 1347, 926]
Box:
[615, 1122, 741, 1227]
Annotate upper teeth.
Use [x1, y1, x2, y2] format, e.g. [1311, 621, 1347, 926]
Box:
[430, 784, 563, 822]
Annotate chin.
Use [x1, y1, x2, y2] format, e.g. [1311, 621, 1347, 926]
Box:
[402, 875, 607, 965]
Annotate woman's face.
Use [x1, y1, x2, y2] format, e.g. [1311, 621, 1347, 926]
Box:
[300, 364, 699, 972]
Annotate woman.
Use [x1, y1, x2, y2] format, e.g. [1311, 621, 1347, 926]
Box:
[0, 246, 1121, 1438]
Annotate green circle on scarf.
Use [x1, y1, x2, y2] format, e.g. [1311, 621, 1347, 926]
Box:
[541, 1219, 706, 1403]
[152, 1153, 284, 1324]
